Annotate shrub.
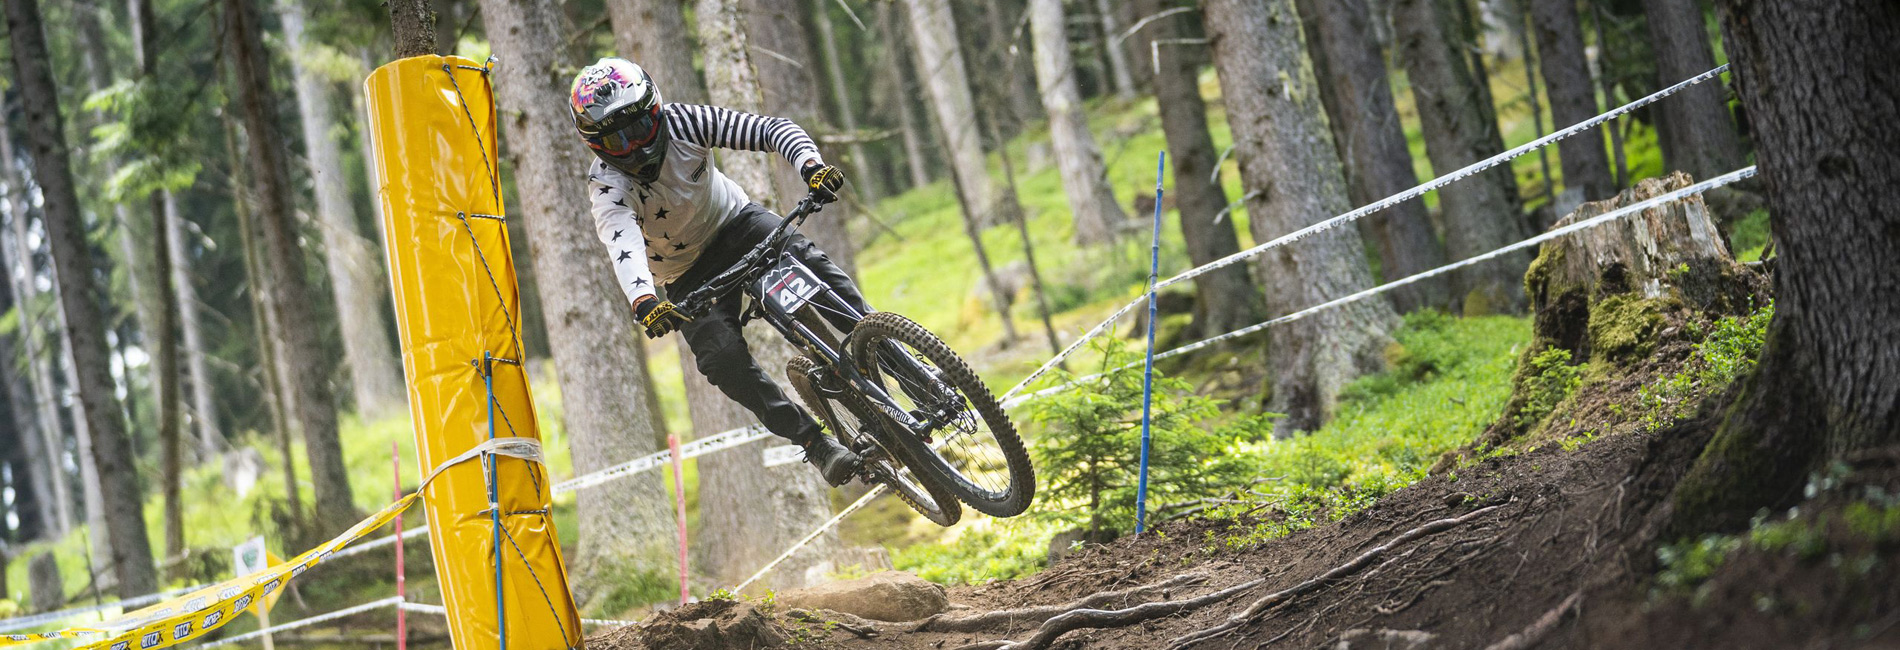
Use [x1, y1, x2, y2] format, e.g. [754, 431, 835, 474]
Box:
[1025, 337, 1267, 537]
[1514, 347, 1583, 430]
[1638, 301, 1773, 430]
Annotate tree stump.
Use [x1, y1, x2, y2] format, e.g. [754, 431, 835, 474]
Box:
[1524, 171, 1760, 364]
[1439, 172, 1768, 462]
[28, 552, 62, 612]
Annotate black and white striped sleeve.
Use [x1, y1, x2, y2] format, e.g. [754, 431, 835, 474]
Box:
[664, 103, 823, 170]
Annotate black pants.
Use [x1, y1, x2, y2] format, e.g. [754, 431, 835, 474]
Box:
[666, 203, 872, 444]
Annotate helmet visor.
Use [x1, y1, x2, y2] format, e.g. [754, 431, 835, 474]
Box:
[584, 104, 662, 157]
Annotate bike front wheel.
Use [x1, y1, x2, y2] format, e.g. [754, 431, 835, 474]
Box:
[849, 311, 1035, 518]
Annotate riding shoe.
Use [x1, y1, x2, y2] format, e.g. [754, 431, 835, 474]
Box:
[801, 434, 863, 487]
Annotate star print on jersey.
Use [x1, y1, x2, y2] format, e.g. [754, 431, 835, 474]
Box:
[587, 104, 829, 308]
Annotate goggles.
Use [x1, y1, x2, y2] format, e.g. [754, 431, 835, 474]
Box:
[583, 103, 662, 156]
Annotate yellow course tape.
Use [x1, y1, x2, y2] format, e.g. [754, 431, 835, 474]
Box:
[1, 494, 420, 650]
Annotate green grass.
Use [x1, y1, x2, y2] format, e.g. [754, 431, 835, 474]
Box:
[894, 312, 1530, 584]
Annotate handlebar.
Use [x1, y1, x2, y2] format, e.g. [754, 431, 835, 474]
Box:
[675, 193, 828, 317]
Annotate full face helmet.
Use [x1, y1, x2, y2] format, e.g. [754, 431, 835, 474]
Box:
[570, 58, 667, 181]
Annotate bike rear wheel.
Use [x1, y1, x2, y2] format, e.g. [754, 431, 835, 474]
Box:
[787, 356, 961, 527]
[849, 311, 1035, 518]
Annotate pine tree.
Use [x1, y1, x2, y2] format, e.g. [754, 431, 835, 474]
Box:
[1202, 0, 1398, 432]
[1296, 0, 1451, 312]
[1670, 0, 1900, 533]
[1028, 0, 1130, 245]
[473, 0, 680, 597]
[5, 0, 160, 596]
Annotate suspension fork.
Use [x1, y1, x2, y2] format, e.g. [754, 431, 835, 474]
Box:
[763, 288, 941, 436]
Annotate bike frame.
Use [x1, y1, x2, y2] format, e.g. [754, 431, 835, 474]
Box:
[676, 198, 947, 437]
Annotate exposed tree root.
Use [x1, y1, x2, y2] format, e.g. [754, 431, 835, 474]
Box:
[1481, 590, 1583, 650]
[787, 609, 883, 639]
[1165, 505, 1503, 649]
[913, 573, 1211, 633]
[951, 504, 1503, 650]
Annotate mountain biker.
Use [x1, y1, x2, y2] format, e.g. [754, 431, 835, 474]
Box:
[570, 57, 865, 485]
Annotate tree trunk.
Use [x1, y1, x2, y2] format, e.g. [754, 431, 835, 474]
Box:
[1295, 0, 1451, 313]
[1395, 0, 1528, 314]
[880, 1, 933, 190]
[746, 0, 857, 273]
[1640, 0, 1748, 182]
[982, 0, 1042, 139]
[1671, 0, 1900, 533]
[811, 0, 878, 202]
[902, 0, 998, 222]
[607, 0, 708, 104]
[695, 0, 778, 200]
[387, 0, 437, 57]
[1590, 3, 1628, 190]
[5, 0, 160, 598]
[1029, 0, 1130, 246]
[280, 0, 408, 421]
[27, 553, 62, 612]
[63, 343, 112, 574]
[690, 0, 846, 590]
[986, 107, 1063, 356]
[225, 0, 359, 536]
[1096, 0, 1138, 100]
[124, 0, 186, 569]
[0, 248, 53, 542]
[1140, 0, 1263, 337]
[1514, 0, 1557, 206]
[225, 114, 306, 530]
[1528, 0, 1614, 202]
[0, 109, 74, 537]
[476, 0, 679, 595]
[1202, 0, 1398, 433]
[165, 192, 222, 456]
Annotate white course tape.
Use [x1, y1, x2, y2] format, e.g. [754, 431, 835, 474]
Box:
[995, 64, 1732, 402]
[735, 484, 888, 593]
[0, 587, 193, 635]
[1156, 64, 1733, 291]
[1010, 166, 1759, 403]
[196, 596, 405, 648]
[326, 524, 430, 561]
[552, 425, 773, 494]
[761, 444, 805, 468]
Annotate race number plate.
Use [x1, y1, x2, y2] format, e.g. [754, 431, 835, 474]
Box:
[758, 255, 827, 314]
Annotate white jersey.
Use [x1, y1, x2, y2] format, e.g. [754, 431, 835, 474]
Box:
[588, 103, 822, 305]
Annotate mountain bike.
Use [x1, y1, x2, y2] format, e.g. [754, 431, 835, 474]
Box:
[673, 191, 1035, 526]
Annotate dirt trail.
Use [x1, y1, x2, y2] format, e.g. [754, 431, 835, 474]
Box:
[590, 400, 1900, 649]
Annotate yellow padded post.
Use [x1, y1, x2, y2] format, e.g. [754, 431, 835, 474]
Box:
[365, 55, 582, 650]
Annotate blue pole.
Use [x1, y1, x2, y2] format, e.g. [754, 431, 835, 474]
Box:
[1135, 152, 1165, 535]
[484, 352, 505, 648]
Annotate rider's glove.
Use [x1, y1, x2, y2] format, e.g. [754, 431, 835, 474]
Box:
[633, 296, 691, 339]
[801, 161, 845, 204]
